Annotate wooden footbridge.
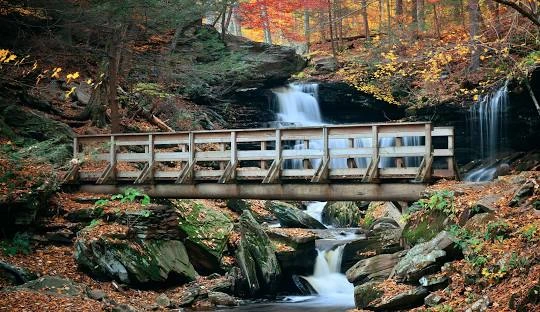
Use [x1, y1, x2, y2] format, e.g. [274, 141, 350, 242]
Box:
[65, 122, 457, 201]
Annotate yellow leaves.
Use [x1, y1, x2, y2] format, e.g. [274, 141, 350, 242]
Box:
[0, 49, 17, 63]
[473, 94, 479, 101]
[66, 71, 80, 83]
[65, 86, 76, 99]
[51, 67, 62, 79]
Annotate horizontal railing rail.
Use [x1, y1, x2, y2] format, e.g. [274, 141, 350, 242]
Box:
[64, 122, 456, 185]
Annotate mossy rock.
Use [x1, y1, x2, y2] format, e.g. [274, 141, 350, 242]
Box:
[322, 201, 362, 227]
[75, 234, 197, 285]
[236, 210, 281, 297]
[354, 282, 384, 309]
[266, 201, 326, 229]
[402, 209, 447, 246]
[174, 200, 233, 274]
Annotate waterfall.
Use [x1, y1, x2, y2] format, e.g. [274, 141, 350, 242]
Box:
[465, 82, 509, 182]
[301, 245, 354, 304]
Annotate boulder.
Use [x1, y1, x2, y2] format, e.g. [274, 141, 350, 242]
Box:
[322, 201, 362, 227]
[510, 180, 535, 207]
[75, 227, 197, 285]
[424, 293, 445, 307]
[341, 227, 403, 272]
[0, 261, 38, 285]
[464, 213, 496, 232]
[175, 200, 234, 274]
[354, 282, 384, 309]
[402, 209, 447, 246]
[266, 201, 326, 229]
[266, 228, 318, 290]
[235, 211, 281, 297]
[311, 56, 338, 74]
[226, 199, 275, 222]
[365, 201, 404, 228]
[474, 195, 503, 213]
[346, 251, 406, 285]
[208, 291, 238, 306]
[75, 83, 91, 105]
[419, 273, 449, 290]
[369, 285, 428, 310]
[392, 231, 458, 283]
[17, 276, 86, 297]
[155, 293, 171, 308]
[87, 289, 107, 301]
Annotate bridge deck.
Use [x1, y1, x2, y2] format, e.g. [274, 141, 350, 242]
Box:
[65, 122, 457, 200]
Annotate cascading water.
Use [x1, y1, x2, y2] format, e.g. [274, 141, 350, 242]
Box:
[465, 82, 509, 182]
[300, 245, 354, 306]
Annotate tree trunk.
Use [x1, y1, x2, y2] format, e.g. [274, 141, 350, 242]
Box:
[304, 9, 311, 53]
[378, 0, 383, 32]
[469, 0, 480, 71]
[395, 0, 403, 16]
[327, 0, 338, 60]
[361, 0, 370, 39]
[417, 0, 425, 33]
[411, 0, 418, 38]
[433, 4, 441, 39]
[261, 4, 272, 44]
[387, 0, 392, 35]
[108, 25, 125, 134]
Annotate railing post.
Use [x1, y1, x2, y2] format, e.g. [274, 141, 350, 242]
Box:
[110, 135, 116, 179]
[347, 138, 356, 168]
[148, 134, 154, 179]
[447, 129, 455, 177]
[323, 126, 329, 162]
[231, 131, 237, 180]
[372, 125, 379, 178]
[424, 123, 433, 181]
[395, 136, 404, 168]
[302, 139, 311, 169]
[260, 141, 267, 169]
[275, 128, 281, 167]
[219, 143, 226, 170]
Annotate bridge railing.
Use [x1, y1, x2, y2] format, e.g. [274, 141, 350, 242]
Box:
[66, 122, 456, 184]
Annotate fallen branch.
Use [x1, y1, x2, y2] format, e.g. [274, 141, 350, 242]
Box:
[150, 114, 174, 132]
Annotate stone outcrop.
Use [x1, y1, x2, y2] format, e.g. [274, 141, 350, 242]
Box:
[346, 251, 406, 285]
[235, 211, 281, 297]
[322, 201, 362, 227]
[175, 200, 234, 274]
[266, 201, 326, 229]
[392, 231, 458, 283]
[74, 221, 197, 285]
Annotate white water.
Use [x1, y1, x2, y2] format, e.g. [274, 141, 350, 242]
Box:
[272, 85, 356, 307]
[465, 82, 509, 182]
[300, 245, 354, 305]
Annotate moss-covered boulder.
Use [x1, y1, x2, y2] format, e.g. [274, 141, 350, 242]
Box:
[266, 201, 326, 229]
[0, 102, 73, 166]
[402, 209, 447, 246]
[235, 211, 281, 297]
[74, 222, 197, 285]
[175, 200, 234, 274]
[322, 201, 362, 227]
[226, 199, 275, 223]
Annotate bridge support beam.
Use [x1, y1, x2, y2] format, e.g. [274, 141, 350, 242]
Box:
[78, 183, 426, 201]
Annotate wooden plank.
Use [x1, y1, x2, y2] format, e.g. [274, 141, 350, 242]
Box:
[154, 152, 190, 162]
[260, 141, 267, 169]
[80, 183, 428, 201]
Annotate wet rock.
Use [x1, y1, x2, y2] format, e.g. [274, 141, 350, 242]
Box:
[266, 201, 326, 229]
[393, 231, 459, 283]
[369, 286, 428, 310]
[322, 201, 362, 227]
[173, 282, 200, 307]
[424, 293, 445, 307]
[266, 228, 318, 289]
[87, 289, 107, 300]
[346, 251, 406, 285]
[353, 282, 384, 309]
[156, 293, 171, 308]
[175, 199, 233, 274]
[208, 291, 238, 306]
[226, 199, 251, 213]
[235, 211, 281, 297]
[341, 227, 403, 272]
[0, 261, 38, 285]
[75, 230, 197, 285]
